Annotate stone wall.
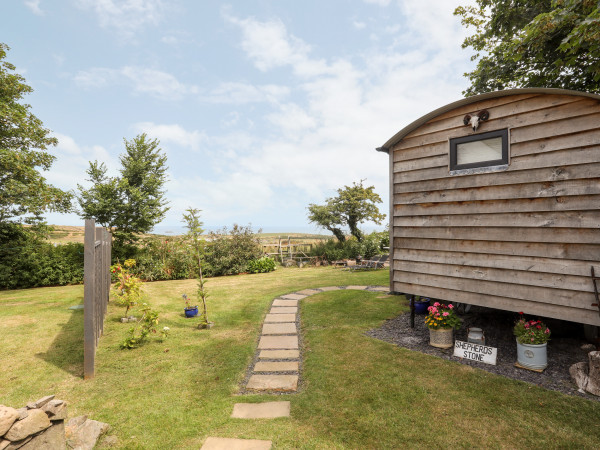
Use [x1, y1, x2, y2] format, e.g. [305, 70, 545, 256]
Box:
[0, 395, 67, 449]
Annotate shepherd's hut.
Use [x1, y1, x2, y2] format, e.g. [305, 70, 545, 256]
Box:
[377, 88, 600, 329]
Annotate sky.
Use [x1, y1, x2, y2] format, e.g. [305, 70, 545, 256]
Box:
[2, 0, 477, 234]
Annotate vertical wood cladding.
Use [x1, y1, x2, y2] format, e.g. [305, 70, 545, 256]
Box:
[390, 93, 600, 325]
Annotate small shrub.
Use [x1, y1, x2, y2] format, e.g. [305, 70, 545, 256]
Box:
[111, 259, 144, 316]
[121, 303, 167, 349]
[247, 256, 276, 273]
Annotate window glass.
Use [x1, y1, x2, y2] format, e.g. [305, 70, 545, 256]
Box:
[456, 136, 503, 165]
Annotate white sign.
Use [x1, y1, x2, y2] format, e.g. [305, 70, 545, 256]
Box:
[453, 340, 497, 365]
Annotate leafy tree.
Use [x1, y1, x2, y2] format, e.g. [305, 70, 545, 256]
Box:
[455, 0, 600, 95]
[0, 43, 72, 224]
[308, 181, 386, 242]
[77, 133, 169, 249]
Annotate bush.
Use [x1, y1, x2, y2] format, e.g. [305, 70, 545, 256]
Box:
[0, 224, 84, 289]
[247, 256, 276, 274]
[308, 230, 389, 263]
[133, 236, 194, 281]
[203, 224, 262, 276]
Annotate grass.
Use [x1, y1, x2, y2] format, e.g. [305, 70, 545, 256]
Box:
[2, 267, 600, 448]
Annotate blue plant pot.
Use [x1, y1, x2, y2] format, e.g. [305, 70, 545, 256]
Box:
[185, 306, 198, 318]
[414, 299, 431, 315]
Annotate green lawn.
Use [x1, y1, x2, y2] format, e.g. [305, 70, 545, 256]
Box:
[1, 267, 600, 448]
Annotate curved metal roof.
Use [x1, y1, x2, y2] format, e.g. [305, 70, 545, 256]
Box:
[376, 88, 600, 153]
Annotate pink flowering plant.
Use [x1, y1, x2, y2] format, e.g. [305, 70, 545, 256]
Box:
[424, 302, 462, 330]
[514, 313, 551, 344]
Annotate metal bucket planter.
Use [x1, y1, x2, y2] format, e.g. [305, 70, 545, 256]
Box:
[516, 339, 547, 370]
[429, 327, 454, 349]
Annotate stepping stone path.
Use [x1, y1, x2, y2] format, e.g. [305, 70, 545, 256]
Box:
[202, 285, 388, 449]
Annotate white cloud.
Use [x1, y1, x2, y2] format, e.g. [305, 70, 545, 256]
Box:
[215, 5, 473, 215]
[74, 66, 197, 100]
[75, 0, 165, 38]
[47, 133, 117, 190]
[352, 20, 367, 30]
[133, 122, 207, 151]
[24, 0, 44, 15]
[224, 13, 320, 75]
[202, 82, 289, 104]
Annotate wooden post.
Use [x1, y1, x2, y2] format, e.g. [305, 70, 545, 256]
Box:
[83, 219, 96, 380]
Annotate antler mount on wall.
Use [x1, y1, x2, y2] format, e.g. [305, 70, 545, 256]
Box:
[463, 109, 490, 131]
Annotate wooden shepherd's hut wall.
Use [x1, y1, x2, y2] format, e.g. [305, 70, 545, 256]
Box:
[384, 89, 600, 326]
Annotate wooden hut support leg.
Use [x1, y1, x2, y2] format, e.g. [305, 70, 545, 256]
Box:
[409, 295, 415, 329]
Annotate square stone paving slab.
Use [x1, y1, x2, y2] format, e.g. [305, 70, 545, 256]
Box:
[231, 401, 291, 419]
[296, 289, 321, 295]
[258, 335, 298, 350]
[346, 285, 368, 290]
[280, 294, 306, 300]
[259, 350, 299, 359]
[246, 374, 298, 392]
[254, 361, 299, 372]
[269, 307, 297, 314]
[201, 437, 272, 450]
[264, 313, 296, 323]
[318, 286, 342, 291]
[272, 299, 298, 307]
[262, 323, 297, 335]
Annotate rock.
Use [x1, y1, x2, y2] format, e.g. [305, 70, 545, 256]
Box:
[4, 409, 51, 442]
[16, 409, 28, 421]
[20, 421, 65, 450]
[120, 318, 128, 323]
[569, 361, 589, 391]
[581, 343, 596, 352]
[569, 352, 600, 396]
[25, 395, 54, 410]
[98, 435, 118, 448]
[4, 435, 32, 449]
[42, 400, 67, 421]
[586, 351, 600, 396]
[66, 416, 109, 450]
[0, 439, 9, 450]
[0, 406, 19, 436]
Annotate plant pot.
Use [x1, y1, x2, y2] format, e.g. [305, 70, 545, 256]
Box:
[429, 327, 454, 349]
[184, 306, 198, 318]
[414, 299, 430, 315]
[516, 339, 547, 370]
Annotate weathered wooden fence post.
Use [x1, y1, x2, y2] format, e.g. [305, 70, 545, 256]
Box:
[84, 219, 112, 380]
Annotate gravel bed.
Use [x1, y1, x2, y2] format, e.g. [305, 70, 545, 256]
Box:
[366, 305, 599, 401]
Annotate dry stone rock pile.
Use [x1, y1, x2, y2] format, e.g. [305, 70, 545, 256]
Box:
[0, 395, 111, 450]
[0, 395, 66, 449]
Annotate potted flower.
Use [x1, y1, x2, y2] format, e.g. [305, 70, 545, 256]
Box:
[425, 302, 461, 348]
[514, 313, 551, 370]
[182, 293, 198, 318]
[414, 296, 431, 315]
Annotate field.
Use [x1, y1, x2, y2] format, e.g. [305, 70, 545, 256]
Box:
[44, 225, 331, 246]
[2, 267, 600, 448]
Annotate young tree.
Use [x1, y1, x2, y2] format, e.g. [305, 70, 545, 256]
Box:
[181, 208, 209, 327]
[308, 181, 386, 242]
[77, 133, 169, 248]
[0, 43, 72, 224]
[455, 0, 600, 95]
